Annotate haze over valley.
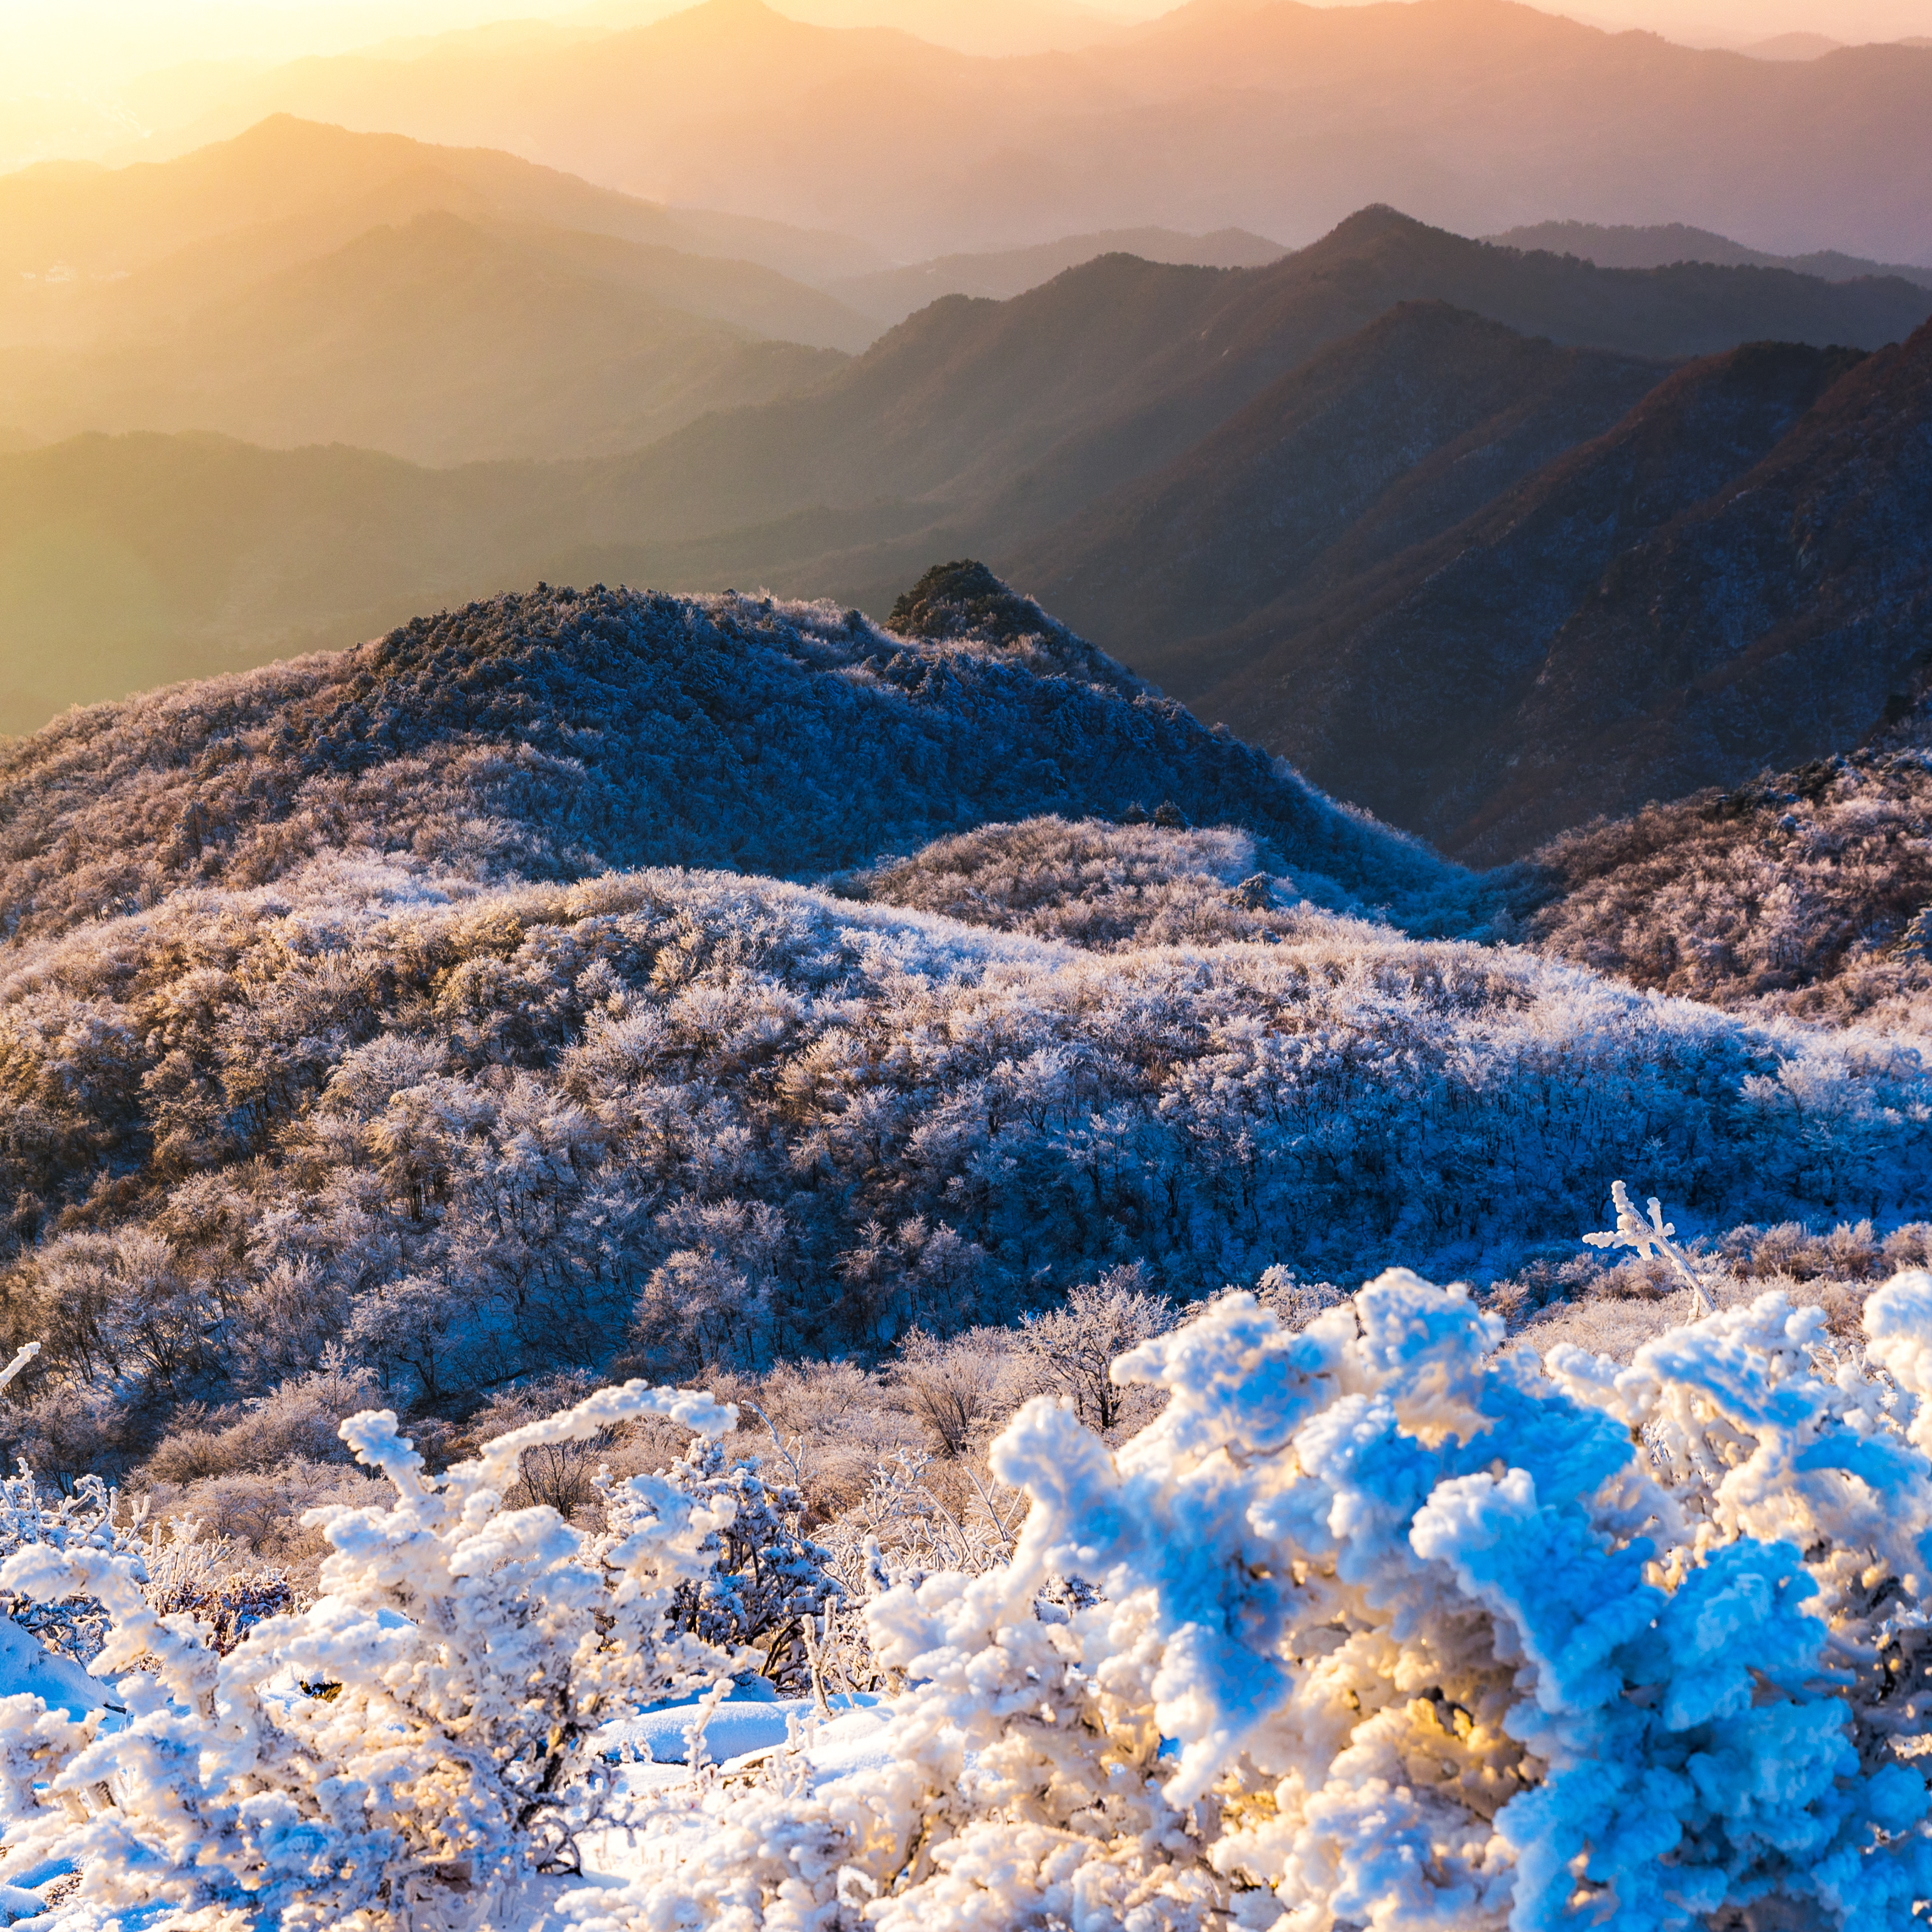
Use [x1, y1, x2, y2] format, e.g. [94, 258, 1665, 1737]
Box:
[4, 97, 1930, 853]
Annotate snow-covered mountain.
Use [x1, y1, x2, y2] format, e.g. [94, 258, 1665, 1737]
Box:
[0, 566, 1928, 1929]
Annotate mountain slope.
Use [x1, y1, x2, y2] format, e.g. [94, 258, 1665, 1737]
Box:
[0, 433, 546, 736]
[0, 574, 1923, 1465]
[1177, 328, 1928, 860]
[0, 575, 1465, 948]
[0, 211, 853, 465]
[1454, 320, 1932, 857]
[1523, 734, 1932, 1026]
[1007, 301, 1671, 660]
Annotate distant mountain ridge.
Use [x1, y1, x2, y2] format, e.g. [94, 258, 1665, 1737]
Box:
[555, 204, 1931, 562]
[831, 227, 1287, 325]
[108, 0, 1932, 264]
[1490, 219, 1932, 292]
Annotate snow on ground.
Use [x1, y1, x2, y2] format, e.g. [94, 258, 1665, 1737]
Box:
[593, 1691, 884, 1767]
[0, 1618, 95, 1720]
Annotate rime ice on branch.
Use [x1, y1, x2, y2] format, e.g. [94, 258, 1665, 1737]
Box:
[599, 1254, 1932, 1931]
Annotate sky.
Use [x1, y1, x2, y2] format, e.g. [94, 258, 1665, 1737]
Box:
[4, 0, 1932, 98]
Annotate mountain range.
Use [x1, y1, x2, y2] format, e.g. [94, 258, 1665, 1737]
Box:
[103, 0, 1932, 264]
[7, 123, 1931, 861]
[1490, 220, 1932, 290]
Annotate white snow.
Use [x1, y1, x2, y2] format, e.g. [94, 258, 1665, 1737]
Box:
[0, 1620, 95, 1721]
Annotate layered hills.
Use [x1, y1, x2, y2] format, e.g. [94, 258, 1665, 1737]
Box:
[6, 150, 1929, 864]
[116, 0, 1932, 263]
[0, 119, 875, 466]
[1490, 219, 1932, 290]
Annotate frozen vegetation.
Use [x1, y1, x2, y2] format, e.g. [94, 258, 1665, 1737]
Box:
[7, 1262, 1932, 1928]
[0, 572, 1928, 1923]
[1530, 741, 1932, 1031]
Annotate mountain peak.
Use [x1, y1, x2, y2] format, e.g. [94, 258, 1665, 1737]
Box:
[1298, 204, 1454, 259]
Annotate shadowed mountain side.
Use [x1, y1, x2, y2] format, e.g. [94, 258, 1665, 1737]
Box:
[1006, 303, 1671, 660]
[1179, 334, 1921, 862]
[0, 579, 1467, 947]
[1489, 219, 1932, 290]
[0, 212, 854, 465]
[1453, 321, 1932, 860]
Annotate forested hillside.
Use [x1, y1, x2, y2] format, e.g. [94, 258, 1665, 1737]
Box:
[0, 572, 1922, 1473]
[1154, 326, 1932, 858]
[0, 566, 1928, 1930]
[1526, 732, 1932, 1031]
[0, 571, 1454, 943]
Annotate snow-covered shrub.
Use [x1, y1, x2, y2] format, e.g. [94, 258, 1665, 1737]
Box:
[1250, 1263, 1347, 1330]
[885, 1325, 1029, 1457]
[1017, 1265, 1175, 1433]
[613, 1263, 1932, 1930]
[0, 1378, 742, 1928]
[816, 1446, 1026, 1598]
[709, 1358, 927, 1519]
[137, 1362, 382, 1485]
[139, 1533, 295, 1655]
[644, 1437, 844, 1695]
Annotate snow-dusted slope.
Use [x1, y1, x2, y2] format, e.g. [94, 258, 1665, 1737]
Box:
[0, 578, 1462, 946]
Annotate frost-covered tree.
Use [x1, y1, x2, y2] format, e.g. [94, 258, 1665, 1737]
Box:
[0, 1379, 740, 1928]
[608, 1263, 1932, 1931]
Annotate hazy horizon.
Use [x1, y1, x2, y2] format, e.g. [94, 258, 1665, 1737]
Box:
[6, 0, 1932, 106]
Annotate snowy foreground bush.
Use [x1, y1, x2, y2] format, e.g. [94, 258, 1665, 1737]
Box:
[9, 1262, 1932, 1928]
